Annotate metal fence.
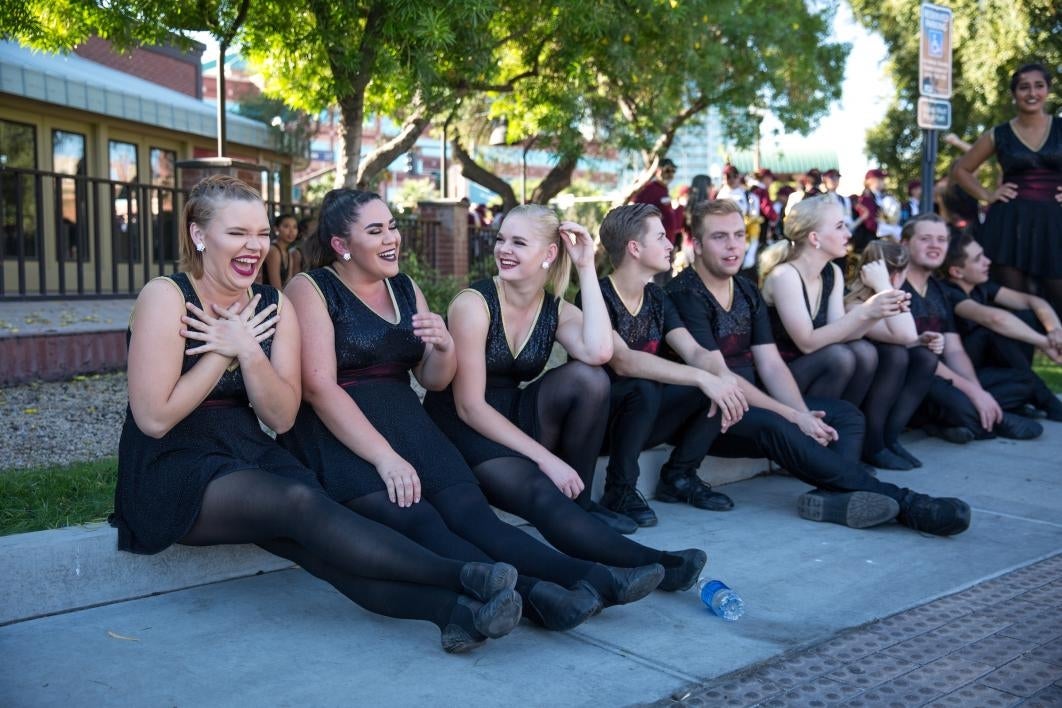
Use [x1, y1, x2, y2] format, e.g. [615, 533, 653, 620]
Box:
[468, 226, 496, 282]
[395, 216, 440, 271]
[0, 165, 314, 299]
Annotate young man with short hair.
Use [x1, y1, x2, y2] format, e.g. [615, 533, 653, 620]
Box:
[663, 200, 970, 536]
[900, 214, 1043, 441]
[941, 233, 1062, 421]
[585, 204, 749, 527]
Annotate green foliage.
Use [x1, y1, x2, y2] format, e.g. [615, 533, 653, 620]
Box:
[1033, 352, 1062, 394]
[0, 458, 117, 536]
[400, 250, 463, 314]
[851, 0, 1062, 185]
[392, 178, 439, 215]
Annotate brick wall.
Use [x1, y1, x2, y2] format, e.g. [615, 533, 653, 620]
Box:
[0, 331, 128, 385]
[74, 37, 202, 98]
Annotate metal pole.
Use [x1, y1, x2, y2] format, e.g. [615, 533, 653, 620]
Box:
[216, 42, 228, 157]
[920, 129, 937, 214]
[440, 120, 448, 199]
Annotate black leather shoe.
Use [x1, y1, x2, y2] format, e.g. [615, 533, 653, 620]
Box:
[581, 563, 665, 607]
[658, 548, 708, 592]
[995, 413, 1043, 440]
[526, 581, 601, 631]
[1018, 403, 1048, 420]
[585, 499, 638, 535]
[601, 487, 658, 527]
[888, 442, 922, 468]
[923, 424, 976, 444]
[897, 491, 971, 536]
[656, 474, 734, 511]
[865, 447, 915, 471]
[797, 490, 899, 529]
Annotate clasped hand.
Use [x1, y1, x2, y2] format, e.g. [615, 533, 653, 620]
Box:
[181, 294, 278, 359]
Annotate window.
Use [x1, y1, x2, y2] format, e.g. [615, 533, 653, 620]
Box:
[150, 147, 178, 263]
[53, 130, 89, 261]
[109, 140, 140, 262]
[1, 120, 39, 259]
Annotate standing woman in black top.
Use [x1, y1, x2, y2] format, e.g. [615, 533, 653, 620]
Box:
[426, 204, 707, 593]
[952, 63, 1062, 315]
[110, 176, 523, 653]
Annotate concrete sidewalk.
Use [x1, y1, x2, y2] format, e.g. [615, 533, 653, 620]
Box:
[1, 425, 1060, 707]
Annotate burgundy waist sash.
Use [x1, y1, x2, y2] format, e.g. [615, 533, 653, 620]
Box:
[1005, 168, 1062, 202]
[337, 363, 410, 388]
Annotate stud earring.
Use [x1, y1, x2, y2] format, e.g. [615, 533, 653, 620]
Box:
[815, 243, 821, 250]
[195, 241, 205, 253]
[342, 253, 351, 262]
[541, 261, 550, 269]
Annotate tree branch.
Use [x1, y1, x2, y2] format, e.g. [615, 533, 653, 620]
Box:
[451, 134, 518, 213]
[357, 106, 431, 188]
[531, 152, 580, 204]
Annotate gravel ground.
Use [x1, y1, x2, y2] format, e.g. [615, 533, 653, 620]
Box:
[0, 373, 128, 471]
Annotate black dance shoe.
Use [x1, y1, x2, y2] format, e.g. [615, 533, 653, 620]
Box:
[601, 486, 658, 527]
[923, 424, 976, 445]
[865, 447, 915, 471]
[579, 563, 665, 607]
[1043, 397, 1062, 422]
[1018, 403, 1048, 420]
[995, 413, 1043, 440]
[655, 473, 734, 511]
[897, 491, 971, 536]
[441, 593, 522, 652]
[888, 442, 922, 468]
[585, 499, 639, 535]
[658, 548, 708, 592]
[527, 581, 602, 631]
[797, 490, 900, 529]
[459, 562, 518, 603]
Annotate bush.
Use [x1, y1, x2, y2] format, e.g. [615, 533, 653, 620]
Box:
[400, 251, 464, 315]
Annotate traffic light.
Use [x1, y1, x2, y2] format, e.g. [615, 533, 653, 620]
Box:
[405, 152, 416, 174]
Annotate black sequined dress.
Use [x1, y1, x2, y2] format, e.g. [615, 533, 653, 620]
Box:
[979, 118, 1062, 278]
[111, 273, 317, 555]
[423, 277, 560, 466]
[279, 268, 475, 502]
[766, 263, 834, 362]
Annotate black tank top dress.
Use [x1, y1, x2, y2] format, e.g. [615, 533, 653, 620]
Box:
[423, 277, 560, 467]
[979, 118, 1062, 278]
[111, 273, 318, 555]
[278, 268, 475, 503]
[767, 263, 834, 363]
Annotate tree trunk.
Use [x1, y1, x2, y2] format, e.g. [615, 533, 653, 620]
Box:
[357, 110, 430, 189]
[451, 136, 518, 213]
[336, 94, 366, 188]
[614, 97, 709, 206]
[530, 152, 579, 204]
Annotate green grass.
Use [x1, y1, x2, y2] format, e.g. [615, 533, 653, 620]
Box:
[1033, 352, 1062, 394]
[0, 458, 117, 537]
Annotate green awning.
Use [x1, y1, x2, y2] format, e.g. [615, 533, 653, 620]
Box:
[729, 148, 838, 176]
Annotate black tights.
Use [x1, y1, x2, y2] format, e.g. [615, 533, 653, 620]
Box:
[345, 484, 596, 590]
[180, 469, 464, 628]
[995, 264, 1062, 320]
[472, 456, 666, 568]
[861, 344, 937, 456]
[788, 341, 877, 405]
[531, 362, 611, 508]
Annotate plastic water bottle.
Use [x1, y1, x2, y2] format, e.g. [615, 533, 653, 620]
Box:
[697, 577, 745, 621]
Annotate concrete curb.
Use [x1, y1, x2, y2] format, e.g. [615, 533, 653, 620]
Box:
[1, 450, 766, 626]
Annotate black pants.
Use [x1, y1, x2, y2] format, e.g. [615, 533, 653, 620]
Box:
[919, 369, 1039, 435]
[962, 315, 1057, 411]
[600, 379, 722, 492]
[707, 397, 906, 502]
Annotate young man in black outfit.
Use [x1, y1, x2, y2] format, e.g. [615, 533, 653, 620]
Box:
[664, 199, 970, 536]
[941, 233, 1062, 421]
[900, 214, 1043, 443]
[585, 204, 749, 527]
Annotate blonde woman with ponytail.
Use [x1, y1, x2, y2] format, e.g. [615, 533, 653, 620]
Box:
[759, 196, 920, 469]
[426, 204, 707, 597]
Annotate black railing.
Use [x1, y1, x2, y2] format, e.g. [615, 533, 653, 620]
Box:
[0, 165, 314, 299]
[468, 226, 496, 282]
[395, 216, 440, 271]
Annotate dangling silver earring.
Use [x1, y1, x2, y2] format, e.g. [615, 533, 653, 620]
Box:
[541, 261, 550, 269]
[342, 253, 351, 262]
[814, 242, 821, 250]
[195, 241, 205, 253]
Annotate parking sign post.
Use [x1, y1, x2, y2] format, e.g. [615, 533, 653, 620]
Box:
[919, 3, 953, 214]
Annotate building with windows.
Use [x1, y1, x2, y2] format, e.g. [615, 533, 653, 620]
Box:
[0, 39, 290, 298]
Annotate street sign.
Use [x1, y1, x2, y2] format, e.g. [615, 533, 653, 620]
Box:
[918, 97, 952, 130]
[920, 3, 953, 98]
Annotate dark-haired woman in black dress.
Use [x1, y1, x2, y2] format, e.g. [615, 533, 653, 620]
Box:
[425, 204, 707, 593]
[111, 176, 523, 653]
[281, 189, 663, 630]
[952, 62, 1062, 315]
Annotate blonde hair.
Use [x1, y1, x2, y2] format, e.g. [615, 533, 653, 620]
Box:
[758, 195, 837, 284]
[503, 204, 571, 298]
[180, 175, 263, 277]
[844, 239, 910, 306]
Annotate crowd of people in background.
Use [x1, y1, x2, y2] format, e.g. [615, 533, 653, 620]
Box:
[112, 62, 1058, 655]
